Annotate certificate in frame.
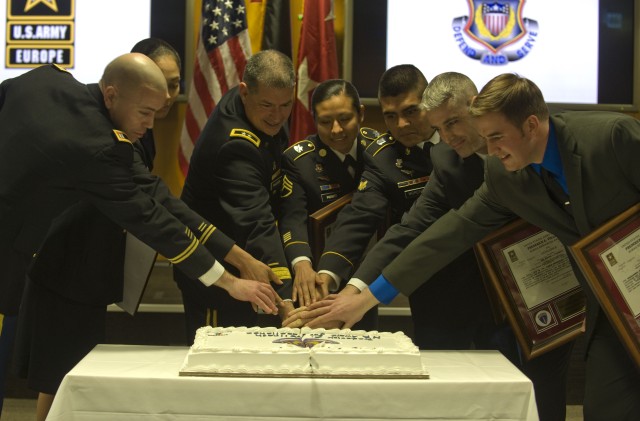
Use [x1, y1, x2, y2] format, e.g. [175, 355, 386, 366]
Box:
[570, 203, 640, 368]
[475, 219, 586, 360]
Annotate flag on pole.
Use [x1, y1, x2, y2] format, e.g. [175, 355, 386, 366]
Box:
[246, 0, 266, 54]
[289, 0, 339, 144]
[178, 0, 252, 177]
[246, 0, 291, 55]
[261, 0, 291, 54]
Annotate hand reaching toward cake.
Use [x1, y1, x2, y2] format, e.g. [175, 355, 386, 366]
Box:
[281, 306, 311, 328]
[314, 273, 330, 300]
[304, 289, 380, 329]
[215, 271, 281, 314]
[224, 245, 283, 287]
[282, 306, 343, 329]
[292, 260, 318, 306]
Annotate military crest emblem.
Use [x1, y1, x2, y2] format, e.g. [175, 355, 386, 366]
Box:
[466, 1, 525, 52]
[452, 0, 538, 64]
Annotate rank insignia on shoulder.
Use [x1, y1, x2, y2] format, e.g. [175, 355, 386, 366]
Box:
[359, 127, 381, 141]
[358, 179, 368, 191]
[365, 133, 394, 157]
[230, 128, 261, 147]
[112, 129, 131, 144]
[285, 140, 315, 160]
[52, 64, 70, 73]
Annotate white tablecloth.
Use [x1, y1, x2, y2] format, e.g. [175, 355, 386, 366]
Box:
[47, 345, 538, 421]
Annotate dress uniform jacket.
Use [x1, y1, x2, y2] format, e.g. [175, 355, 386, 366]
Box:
[14, 128, 238, 395]
[176, 86, 292, 325]
[0, 65, 217, 314]
[317, 131, 437, 281]
[352, 142, 495, 330]
[279, 129, 377, 264]
[382, 112, 640, 420]
[28, 131, 234, 306]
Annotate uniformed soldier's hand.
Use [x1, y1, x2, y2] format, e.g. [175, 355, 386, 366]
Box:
[314, 273, 331, 300]
[304, 289, 379, 329]
[224, 245, 283, 286]
[281, 306, 312, 328]
[292, 260, 318, 307]
[277, 299, 296, 324]
[215, 271, 280, 315]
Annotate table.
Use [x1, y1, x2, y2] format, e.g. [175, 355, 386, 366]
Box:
[47, 345, 538, 420]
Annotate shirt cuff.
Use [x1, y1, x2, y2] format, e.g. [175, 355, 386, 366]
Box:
[291, 256, 312, 270]
[317, 270, 340, 291]
[347, 278, 368, 292]
[369, 274, 399, 305]
[198, 261, 226, 287]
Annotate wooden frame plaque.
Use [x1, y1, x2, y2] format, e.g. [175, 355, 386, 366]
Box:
[570, 204, 640, 368]
[474, 219, 585, 360]
[308, 193, 354, 263]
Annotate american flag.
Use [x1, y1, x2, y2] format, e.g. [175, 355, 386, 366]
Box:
[179, 0, 252, 176]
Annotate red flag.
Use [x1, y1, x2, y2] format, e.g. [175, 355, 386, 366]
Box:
[289, 0, 339, 145]
[179, 0, 252, 177]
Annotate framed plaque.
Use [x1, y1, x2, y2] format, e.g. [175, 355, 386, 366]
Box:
[309, 193, 354, 263]
[475, 219, 586, 360]
[570, 203, 640, 368]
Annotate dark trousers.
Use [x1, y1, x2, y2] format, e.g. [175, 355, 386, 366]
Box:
[0, 313, 18, 416]
[520, 341, 574, 421]
[583, 316, 640, 421]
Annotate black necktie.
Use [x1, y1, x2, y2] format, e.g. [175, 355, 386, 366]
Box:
[423, 142, 433, 159]
[343, 155, 356, 178]
[540, 168, 572, 215]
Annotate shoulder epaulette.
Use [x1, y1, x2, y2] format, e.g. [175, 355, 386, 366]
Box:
[359, 127, 381, 141]
[284, 139, 315, 160]
[230, 128, 261, 147]
[364, 132, 395, 157]
[112, 129, 132, 145]
[52, 64, 70, 74]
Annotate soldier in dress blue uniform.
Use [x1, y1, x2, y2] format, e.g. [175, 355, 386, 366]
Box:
[280, 79, 377, 306]
[0, 53, 280, 418]
[175, 50, 296, 341]
[310, 66, 439, 314]
[13, 41, 281, 421]
[287, 66, 496, 344]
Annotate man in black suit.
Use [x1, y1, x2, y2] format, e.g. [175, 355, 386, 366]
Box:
[175, 50, 296, 340]
[301, 73, 640, 421]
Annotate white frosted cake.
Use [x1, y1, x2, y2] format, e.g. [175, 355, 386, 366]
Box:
[180, 326, 427, 378]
